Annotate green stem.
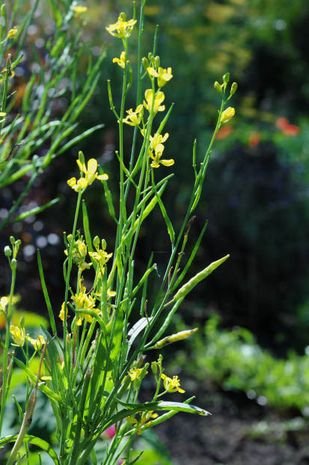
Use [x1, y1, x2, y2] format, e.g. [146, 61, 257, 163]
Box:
[0, 261, 17, 435]
[63, 191, 82, 341]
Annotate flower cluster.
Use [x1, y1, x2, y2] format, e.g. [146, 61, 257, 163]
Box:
[72, 286, 99, 325]
[65, 234, 91, 271]
[89, 237, 113, 272]
[148, 132, 174, 168]
[106, 13, 137, 39]
[128, 368, 143, 381]
[60, 235, 113, 325]
[10, 325, 46, 350]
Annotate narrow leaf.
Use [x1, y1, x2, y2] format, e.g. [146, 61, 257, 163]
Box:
[37, 251, 57, 336]
[128, 317, 153, 350]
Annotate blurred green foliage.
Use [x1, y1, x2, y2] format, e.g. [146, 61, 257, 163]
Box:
[0, 0, 105, 229]
[189, 315, 309, 413]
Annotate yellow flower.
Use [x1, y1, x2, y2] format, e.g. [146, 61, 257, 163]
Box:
[72, 4, 87, 16]
[143, 89, 165, 114]
[150, 132, 169, 150]
[112, 51, 127, 69]
[123, 104, 144, 126]
[77, 158, 108, 184]
[89, 249, 112, 267]
[28, 335, 46, 351]
[129, 411, 158, 434]
[7, 27, 18, 40]
[220, 106, 235, 124]
[10, 325, 26, 347]
[76, 239, 87, 259]
[161, 373, 185, 394]
[72, 289, 98, 325]
[59, 302, 67, 321]
[148, 132, 174, 168]
[128, 368, 143, 381]
[106, 13, 137, 39]
[147, 66, 173, 87]
[0, 112, 7, 119]
[67, 158, 108, 192]
[0, 296, 9, 313]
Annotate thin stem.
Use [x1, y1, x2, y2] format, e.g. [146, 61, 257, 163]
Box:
[0, 261, 17, 435]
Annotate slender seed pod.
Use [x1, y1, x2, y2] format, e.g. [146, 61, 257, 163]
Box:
[151, 328, 199, 349]
[173, 254, 230, 302]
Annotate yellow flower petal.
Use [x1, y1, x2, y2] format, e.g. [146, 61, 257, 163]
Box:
[87, 158, 98, 175]
[161, 159, 175, 167]
[97, 173, 109, 181]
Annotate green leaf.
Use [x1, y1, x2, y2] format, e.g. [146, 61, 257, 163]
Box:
[104, 399, 210, 432]
[0, 435, 59, 464]
[156, 401, 210, 416]
[128, 317, 153, 350]
[156, 194, 175, 244]
[172, 220, 208, 291]
[37, 251, 57, 336]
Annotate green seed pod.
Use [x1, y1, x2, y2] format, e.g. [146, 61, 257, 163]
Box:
[173, 254, 230, 302]
[152, 328, 199, 349]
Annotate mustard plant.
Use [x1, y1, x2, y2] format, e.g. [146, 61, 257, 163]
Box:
[0, 1, 237, 464]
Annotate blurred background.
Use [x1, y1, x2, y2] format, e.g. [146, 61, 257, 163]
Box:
[1, 0, 309, 463]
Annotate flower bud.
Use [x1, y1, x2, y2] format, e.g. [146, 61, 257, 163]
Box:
[214, 81, 223, 94]
[220, 107, 235, 124]
[222, 72, 230, 85]
[229, 82, 238, 98]
[4, 246, 12, 258]
[142, 57, 149, 70]
[154, 55, 160, 68]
